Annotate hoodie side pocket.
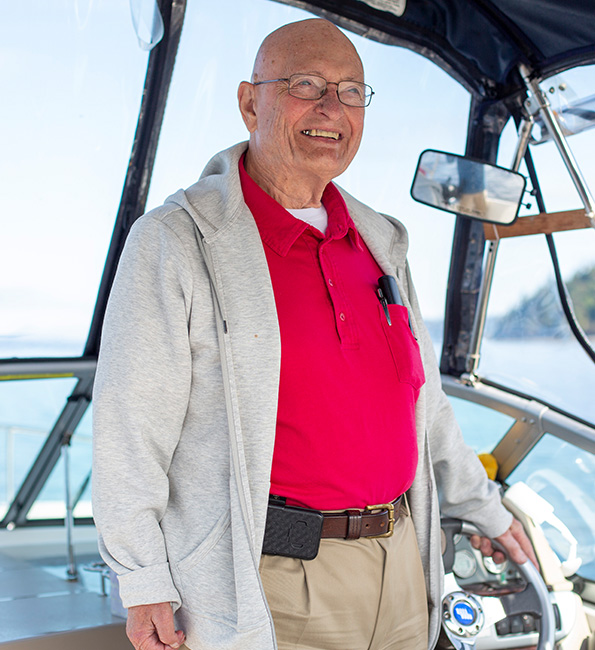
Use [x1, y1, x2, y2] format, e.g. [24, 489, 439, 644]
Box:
[176, 509, 236, 624]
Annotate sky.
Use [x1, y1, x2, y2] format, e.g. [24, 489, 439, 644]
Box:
[1, 0, 595, 357]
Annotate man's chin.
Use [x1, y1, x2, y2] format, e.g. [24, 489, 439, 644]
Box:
[296, 148, 353, 178]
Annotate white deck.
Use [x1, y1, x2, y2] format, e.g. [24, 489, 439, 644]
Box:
[0, 527, 129, 648]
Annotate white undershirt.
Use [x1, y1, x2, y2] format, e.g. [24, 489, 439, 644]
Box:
[287, 205, 329, 236]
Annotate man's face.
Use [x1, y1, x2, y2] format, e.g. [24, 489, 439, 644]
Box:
[240, 24, 366, 188]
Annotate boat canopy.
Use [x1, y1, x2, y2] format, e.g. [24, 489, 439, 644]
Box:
[278, 0, 595, 96]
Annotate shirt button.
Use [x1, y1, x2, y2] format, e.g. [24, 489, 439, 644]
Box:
[328, 279, 334, 287]
[339, 312, 346, 321]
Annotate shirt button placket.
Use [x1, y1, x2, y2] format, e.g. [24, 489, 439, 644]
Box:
[320, 242, 347, 341]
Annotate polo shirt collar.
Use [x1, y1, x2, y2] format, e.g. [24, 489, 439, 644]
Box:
[239, 155, 362, 257]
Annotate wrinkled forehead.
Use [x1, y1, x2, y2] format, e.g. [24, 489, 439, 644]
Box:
[253, 21, 364, 82]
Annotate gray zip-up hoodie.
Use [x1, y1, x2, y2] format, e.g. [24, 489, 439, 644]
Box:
[92, 141, 512, 650]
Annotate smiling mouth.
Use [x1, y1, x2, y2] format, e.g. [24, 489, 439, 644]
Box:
[302, 129, 341, 141]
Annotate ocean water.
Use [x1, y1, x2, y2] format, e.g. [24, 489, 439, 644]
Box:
[480, 338, 595, 424]
[427, 335, 595, 425]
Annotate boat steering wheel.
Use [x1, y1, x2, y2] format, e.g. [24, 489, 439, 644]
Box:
[440, 519, 556, 650]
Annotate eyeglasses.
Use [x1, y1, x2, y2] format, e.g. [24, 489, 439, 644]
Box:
[253, 73, 374, 107]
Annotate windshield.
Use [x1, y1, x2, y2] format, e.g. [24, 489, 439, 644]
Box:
[0, 2, 148, 358]
[479, 66, 595, 424]
[508, 434, 595, 581]
[0, 377, 78, 520]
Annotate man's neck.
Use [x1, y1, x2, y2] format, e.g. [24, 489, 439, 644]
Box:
[244, 151, 329, 209]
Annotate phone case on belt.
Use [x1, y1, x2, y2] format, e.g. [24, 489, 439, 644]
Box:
[262, 503, 324, 560]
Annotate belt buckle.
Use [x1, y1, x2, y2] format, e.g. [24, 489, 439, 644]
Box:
[364, 502, 395, 538]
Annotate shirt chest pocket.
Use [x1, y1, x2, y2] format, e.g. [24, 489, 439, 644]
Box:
[379, 304, 426, 390]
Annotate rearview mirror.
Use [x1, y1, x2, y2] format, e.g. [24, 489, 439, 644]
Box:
[410, 150, 527, 225]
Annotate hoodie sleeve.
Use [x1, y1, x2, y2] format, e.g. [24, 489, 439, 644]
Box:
[92, 213, 194, 609]
[403, 263, 513, 539]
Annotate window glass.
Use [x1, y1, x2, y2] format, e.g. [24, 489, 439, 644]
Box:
[480, 65, 595, 423]
[0, 378, 77, 520]
[73, 475, 93, 519]
[480, 237, 595, 423]
[507, 434, 595, 581]
[448, 396, 515, 453]
[28, 407, 92, 521]
[1, 2, 149, 358]
[146, 0, 471, 329]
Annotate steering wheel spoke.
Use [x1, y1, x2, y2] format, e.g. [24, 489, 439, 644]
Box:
[442, 576, 506, 648]
[441, 520, 556, 650]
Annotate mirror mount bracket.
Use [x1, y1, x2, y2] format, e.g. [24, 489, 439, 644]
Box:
[519, 63, 595, 226]
[465, 116, 534, 377]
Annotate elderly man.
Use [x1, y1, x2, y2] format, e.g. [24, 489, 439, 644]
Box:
[92, 18, 535, 650]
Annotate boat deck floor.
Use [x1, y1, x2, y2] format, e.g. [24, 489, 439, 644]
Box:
[0, 546, 129, 648]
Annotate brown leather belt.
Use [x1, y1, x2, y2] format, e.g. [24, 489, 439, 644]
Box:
[320, 496, 402, 540]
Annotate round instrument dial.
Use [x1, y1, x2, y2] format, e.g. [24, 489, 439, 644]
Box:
[453, 549, 477, 579]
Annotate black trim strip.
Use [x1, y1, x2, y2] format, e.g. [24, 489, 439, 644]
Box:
[84, 0, 187, 359]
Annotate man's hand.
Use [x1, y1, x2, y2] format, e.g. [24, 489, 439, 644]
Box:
[470, 517, 538, 568]
[126, 602, 186, 650]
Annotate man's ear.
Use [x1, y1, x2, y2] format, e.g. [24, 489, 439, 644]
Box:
[238, 81, 257, 133]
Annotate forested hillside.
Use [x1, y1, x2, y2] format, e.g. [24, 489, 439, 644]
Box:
[491, 265, 595, 338]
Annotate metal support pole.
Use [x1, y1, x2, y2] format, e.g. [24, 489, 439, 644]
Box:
[63, 442, 78, 580]
[465, 117, 534, 380]
[6, 427, 15, 505]
[519, 62, 595, 225]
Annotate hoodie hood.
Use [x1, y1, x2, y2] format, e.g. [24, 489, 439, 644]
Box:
[165, 142, 250, 241]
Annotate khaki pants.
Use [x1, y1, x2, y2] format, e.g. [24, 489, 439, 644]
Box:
[259, 500, 428, 650]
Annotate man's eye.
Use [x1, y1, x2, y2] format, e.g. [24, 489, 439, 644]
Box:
[291, 76, 322, 90]
[343, 84, 364, 97]
[291, 75, 325, 91]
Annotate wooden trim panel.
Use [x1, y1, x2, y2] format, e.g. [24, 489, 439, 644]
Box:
[483, 208, 594, 240]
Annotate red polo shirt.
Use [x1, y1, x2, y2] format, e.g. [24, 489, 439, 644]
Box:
[239, 158, 425, 510]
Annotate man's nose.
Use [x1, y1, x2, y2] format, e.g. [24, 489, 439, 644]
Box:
[317, 83, 344, 114]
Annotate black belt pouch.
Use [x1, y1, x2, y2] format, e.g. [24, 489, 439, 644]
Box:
[262, 500, 324, 560]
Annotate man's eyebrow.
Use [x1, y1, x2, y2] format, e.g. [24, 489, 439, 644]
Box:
[288, 70, 324, 77]
[294, 71, 365, 81]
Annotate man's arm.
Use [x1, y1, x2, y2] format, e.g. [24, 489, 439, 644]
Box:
[93, 214, 193, 610]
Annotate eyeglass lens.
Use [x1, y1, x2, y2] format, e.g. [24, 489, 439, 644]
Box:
[287, 74, 372, 107]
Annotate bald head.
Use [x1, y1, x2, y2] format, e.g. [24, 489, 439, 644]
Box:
[237, 18, 366, 208]
[252, 19, 364, 83]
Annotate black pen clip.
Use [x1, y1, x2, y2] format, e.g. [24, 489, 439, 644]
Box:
[377, 287, 392, 326]
[378, 275, 403, 306]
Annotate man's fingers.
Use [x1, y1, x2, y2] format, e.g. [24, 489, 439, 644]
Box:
[470, 519, 539, 568]
[491, 550, 507, 564]
[470, 534, 493, 557]
[497, 518, 539, 567]
[152, 605, 175, 642]
[153, 604, 185, 649]
[494, 529, 525, 564]
[126, 603, 186, 650]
